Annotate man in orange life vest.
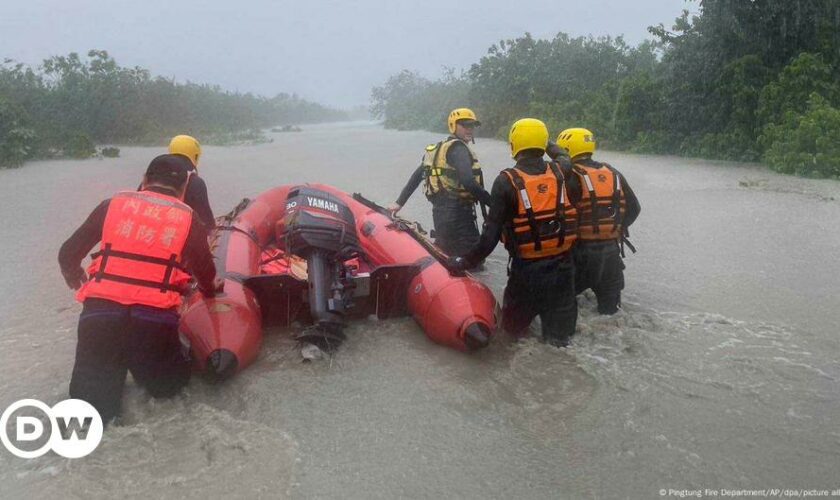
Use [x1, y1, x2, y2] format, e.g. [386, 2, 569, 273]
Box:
[555, 128, 640, 315]
[59, 154, 219, 422]
[449, 119, 582, 347]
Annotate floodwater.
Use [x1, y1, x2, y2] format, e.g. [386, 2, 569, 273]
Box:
[1, 122, 838, 498]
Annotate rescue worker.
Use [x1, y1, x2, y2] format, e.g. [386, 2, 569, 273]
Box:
[449, 119, 581, 347]
[59, 154, 219, 423]
[555, 128, 640, 315]
[388, 108, 491, 259]
[166, 135, 215, 230]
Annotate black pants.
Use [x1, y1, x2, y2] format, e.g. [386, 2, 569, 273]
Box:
[502, 256, 578, 346]
[69, 299, 191, 423]
[431, 197, 480, 256]
[573, 240, 625, 315]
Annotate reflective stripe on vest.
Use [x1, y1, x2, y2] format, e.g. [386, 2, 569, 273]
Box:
[422, 137, 483, 202]
[76, 190, 194, 309]
[502, 162, 578, 260]
[574, 163, 626, 241]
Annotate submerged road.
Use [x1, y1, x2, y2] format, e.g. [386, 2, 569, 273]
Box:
[1, 122, 839, 498]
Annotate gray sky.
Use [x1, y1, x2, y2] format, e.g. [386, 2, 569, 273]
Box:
[1, 0, 694, 107]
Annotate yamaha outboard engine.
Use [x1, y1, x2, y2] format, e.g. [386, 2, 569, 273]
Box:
[277, 187, 361, 351]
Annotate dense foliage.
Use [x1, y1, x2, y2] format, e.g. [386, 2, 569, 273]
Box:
[372, 0, 840, 178]
[0, 50, 347, 167]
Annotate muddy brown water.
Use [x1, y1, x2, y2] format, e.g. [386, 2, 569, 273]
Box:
[1, 122, 838, 498]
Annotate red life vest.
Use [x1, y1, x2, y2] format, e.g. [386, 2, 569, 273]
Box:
[77, 190, 194, 309]
[573, 162, 626, 241]
[502, 162, 578, 260]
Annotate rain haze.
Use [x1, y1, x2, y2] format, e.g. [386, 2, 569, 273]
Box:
[1, 0, 692, 106]
[3, 1, 840, 498]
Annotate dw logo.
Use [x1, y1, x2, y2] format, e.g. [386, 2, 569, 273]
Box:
[1, 399, 103, 459]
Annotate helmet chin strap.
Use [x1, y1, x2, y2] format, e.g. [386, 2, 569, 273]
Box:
[454, 127, 474, 144]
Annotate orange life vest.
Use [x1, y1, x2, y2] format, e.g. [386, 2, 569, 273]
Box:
[77, 190, 194, 309]
[502, 162, 578, 260]
[573, 162, 626, 241]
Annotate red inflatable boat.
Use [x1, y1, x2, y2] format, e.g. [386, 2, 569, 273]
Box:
[178, 184, 498, 380]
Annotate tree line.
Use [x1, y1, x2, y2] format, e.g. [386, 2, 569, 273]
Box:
[0, 50, 348, 167]
[371, 0, 840, 179]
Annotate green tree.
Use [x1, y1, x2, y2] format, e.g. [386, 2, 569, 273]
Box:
[372, 0, 840, 178]
[0, 50, 348, 167]
[763, 93, 840, 178]
[757, 52, 839, 133]
[0, 95, 35, 167]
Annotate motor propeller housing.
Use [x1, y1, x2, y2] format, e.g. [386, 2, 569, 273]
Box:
[277, 187, 362, 350]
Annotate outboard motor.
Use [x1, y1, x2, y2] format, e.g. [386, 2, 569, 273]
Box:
[277, 187, 361, 351]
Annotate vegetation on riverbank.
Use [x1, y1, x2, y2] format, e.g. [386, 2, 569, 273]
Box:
[371, 1, 840, 179]
[0, 50, 347, 168]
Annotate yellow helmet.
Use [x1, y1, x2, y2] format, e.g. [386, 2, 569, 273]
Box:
[168, 135, 201, 168]
[447, 108, 480, 134]
[556, 128, 596, 159]
[508, 118, 549, 158]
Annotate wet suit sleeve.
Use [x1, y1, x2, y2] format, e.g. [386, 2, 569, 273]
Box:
[181, 217, 217, 296]
[58, 199, 109, 288]
[546, 141, 567, 161]
[446, 142, 491, 207]
[462, 173, 516, 266]
[395, 165, 425, 207]
[555, 157, 582, 206]
[620, 175, 641, 228]
[184, 175, 215, 230]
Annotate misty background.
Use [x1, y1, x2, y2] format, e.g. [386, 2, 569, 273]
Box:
[3, 1, 840, 497]
[1, 0, 691, 107]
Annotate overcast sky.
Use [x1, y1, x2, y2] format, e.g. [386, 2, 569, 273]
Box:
[1, 0, 695, 108]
